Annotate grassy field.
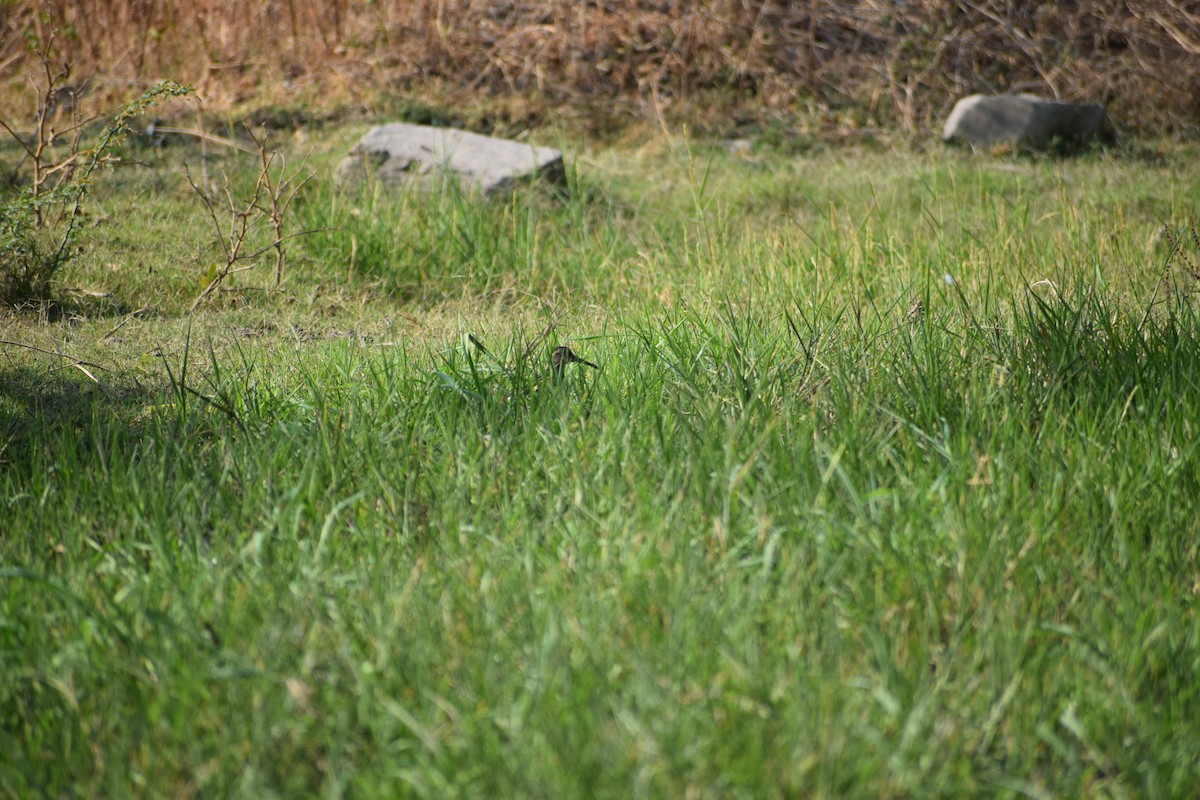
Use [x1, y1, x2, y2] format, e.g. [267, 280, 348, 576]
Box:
[3, 123, 1200, 798]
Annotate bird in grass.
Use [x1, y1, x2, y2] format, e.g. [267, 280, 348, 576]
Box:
[906, 296, 925, 327]
[550, 345, 598, 381]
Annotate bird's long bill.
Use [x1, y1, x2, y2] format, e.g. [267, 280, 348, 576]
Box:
[578, 357, 599, 369]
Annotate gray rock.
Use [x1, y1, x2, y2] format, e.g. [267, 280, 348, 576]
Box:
[336, 123, 564, 196]
[943, 94, 1113, 149]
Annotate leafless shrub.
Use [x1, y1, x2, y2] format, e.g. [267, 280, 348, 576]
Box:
[0, 31, 189, 307]
[186, 128, 314, 310]
[0, 33, 100, 224]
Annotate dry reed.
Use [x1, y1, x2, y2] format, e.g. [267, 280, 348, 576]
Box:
[2, 1, 1198, 133]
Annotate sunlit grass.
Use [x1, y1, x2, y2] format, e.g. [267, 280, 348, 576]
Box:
[3, 133, 1200, 798]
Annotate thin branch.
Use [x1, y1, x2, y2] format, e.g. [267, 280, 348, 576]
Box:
[100, 307, 149, 341]
[146, 125, 259, 153]
[0, 338, 110, 381]
[0, 117, 38, 159]
[184, 164, 233, 261]
[189, 126, 316, 306]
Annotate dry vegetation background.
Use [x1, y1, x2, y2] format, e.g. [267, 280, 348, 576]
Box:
[3, 1, 1200, 134]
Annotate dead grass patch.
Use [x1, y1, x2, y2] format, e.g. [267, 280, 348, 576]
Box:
[2, 2, 1197, 137]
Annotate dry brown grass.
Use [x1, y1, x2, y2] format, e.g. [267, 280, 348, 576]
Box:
[3, 1, 1199, 135]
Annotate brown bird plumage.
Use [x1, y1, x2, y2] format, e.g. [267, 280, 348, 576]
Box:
[550, 346, 598, 380]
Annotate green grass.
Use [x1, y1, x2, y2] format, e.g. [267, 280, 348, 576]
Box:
[3, 129, 1200, 798]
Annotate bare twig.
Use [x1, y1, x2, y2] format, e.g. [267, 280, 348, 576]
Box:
[187, 127, 316, 309]
[146, 125, 259, 153]
[0, 337, 110, 383]
[100, 306, 149, 341]
[246, 126, 315, 288]
[0, 33, 92, 226]
[186, 161, 266, 310]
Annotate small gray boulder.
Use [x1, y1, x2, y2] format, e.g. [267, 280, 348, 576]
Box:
[336, 123, 564, 196]
[943, 94, 1113, 149]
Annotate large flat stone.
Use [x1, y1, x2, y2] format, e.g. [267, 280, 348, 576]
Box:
[335, 123, 564, 196]
[943, 94, 1113, 148]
